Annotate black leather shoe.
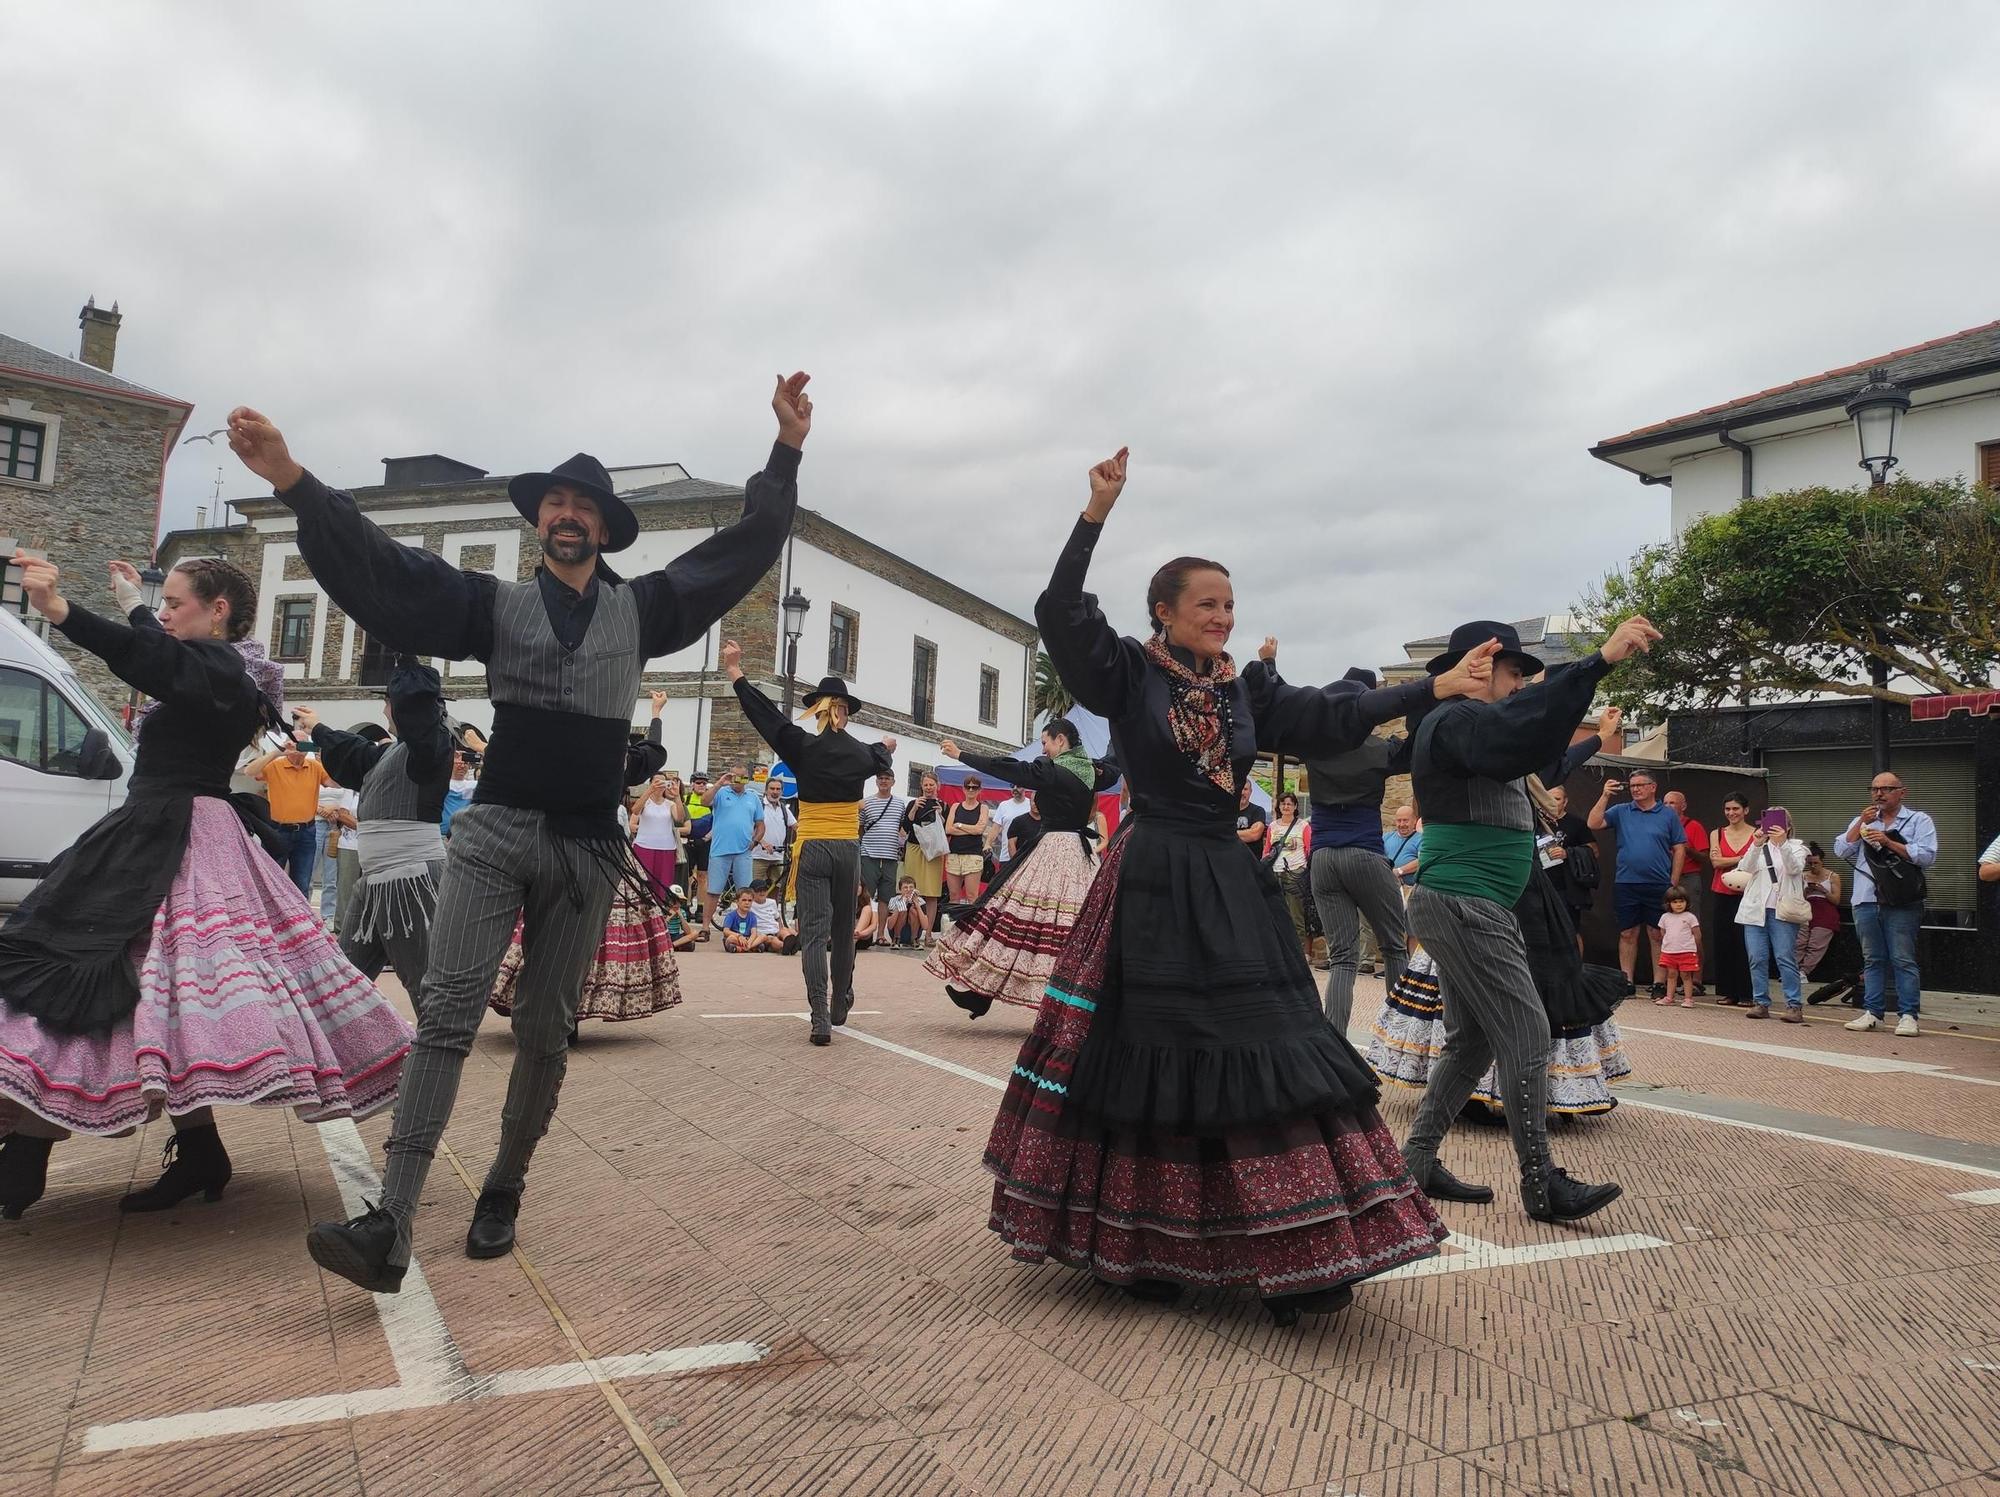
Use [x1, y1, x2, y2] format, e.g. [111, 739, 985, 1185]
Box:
[1263, 1284, 1354, 1327]
[947, 986, 993, 1020]
[1414, 1161, 1495, 1204]
[1116, 1278, 1183, 1305]
[0, 1135, 55, 1220]
[831, 995, 853, 1027]
[809, 1031, 832, 1046]
[1524, 1167, 1623, 1225]
[307, 1203, 407, 1293]
[120, 1123, 232, 1212]
[465, 1187, 520, 1259]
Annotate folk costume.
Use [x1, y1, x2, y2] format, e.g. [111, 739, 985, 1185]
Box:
[311, 658, 454, 1001]
[984, 517, 1448, 1323]
[0, 602, 412, 1218]
[296, 444, 799, 1291]
[926, 746, 1117, 1017]
[490, 719, 682, 1026]
[734, 673, 892, 1042]
[1400, 622, 1625, 1223]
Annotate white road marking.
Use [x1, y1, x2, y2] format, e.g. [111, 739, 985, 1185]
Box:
[1621, 1026, 2000, 1087]
[834, 1022, 1008, 1089]
[80, 1118, 770, 1454]
[700, 1010, 884, 1018]
[1379, 1230, 1674, 1280]
[1616, 1096, 2000, 1181]
[1948, 1188, 2000, 1204]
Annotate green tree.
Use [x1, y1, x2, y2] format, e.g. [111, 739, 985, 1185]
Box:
[1032, 649, 1076, 720]
[1578, 476, 2000, 709]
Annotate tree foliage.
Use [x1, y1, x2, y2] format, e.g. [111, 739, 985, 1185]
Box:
[1578, 477, 2000, 709]
[1032, 650, 1076, 720]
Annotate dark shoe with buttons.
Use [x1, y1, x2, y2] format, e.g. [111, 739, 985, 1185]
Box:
[0, 1135, 55, 1221]
[308, 1202, 407, 1294]
[1524, 1167, 1622, 1225]
[120, 1123, 233, 1212]
[465, 1187, 521, 1259]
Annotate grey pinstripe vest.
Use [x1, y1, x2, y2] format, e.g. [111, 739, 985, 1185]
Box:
[358, 742, 426, 821]
[488, 577, 643, 718]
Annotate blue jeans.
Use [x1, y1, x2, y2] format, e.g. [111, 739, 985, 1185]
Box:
[1741, 907, 1802, 1009]
[1854, 901, 1922, 1017]
[710, 850, 757, 898]
[271, 821, 322, 898]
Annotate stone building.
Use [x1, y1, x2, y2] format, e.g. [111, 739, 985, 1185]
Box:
[0, 301, 194, 710]
[159, 456, 1038, 787]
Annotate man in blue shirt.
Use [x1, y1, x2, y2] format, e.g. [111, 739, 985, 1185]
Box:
[706, 763, 764, 900]
[1383, 805, 1423, 888]
[1588, 768, 1686, 995]
[1834, 773, 1939, 1036]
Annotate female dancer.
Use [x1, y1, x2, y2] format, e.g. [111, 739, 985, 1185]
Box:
[1707, 793, 1756, 1006]
[901, 772, 947, 938]
[942, 781, 991, 910]
[984, 451, 1486, 1325]
[0, 554, 412, 1217]
[926, 721, 1116, 1019]
[722, 641, 894, 1044]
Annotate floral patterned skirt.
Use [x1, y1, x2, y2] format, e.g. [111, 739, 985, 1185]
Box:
[489, 883, 682, 1024]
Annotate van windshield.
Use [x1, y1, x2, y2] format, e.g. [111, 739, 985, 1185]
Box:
[63, 671, 133, 752]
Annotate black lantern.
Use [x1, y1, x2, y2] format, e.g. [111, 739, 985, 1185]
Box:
[1844, 367, 1911, 487]
[138, 563, 167, 612]
[780, 587, 811, 713]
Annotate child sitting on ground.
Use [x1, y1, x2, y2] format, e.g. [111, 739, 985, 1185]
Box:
[1655, 887, 1701, 1008]
[884, 876, 930, 949]
[663, 884, 699, 953]
[721, 887, 784, 953]
[748, 880, 800, 955]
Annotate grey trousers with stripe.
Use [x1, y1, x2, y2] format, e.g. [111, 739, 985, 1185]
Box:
[377, 805, 616, 1254]
[1310, 844, 1409, 1032]
[796, 839, 860, 1036]
[1401, 884, 1553, 1188]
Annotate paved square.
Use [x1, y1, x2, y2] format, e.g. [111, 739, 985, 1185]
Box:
[6, 946, 1999, 1496]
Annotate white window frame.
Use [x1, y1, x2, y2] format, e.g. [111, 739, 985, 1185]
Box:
[0, 399, 62, 489]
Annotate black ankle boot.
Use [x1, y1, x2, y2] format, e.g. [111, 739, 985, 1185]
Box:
[307, 1201, 407, 1294]
[0, 1135, 56, 1220]
[1262, 1284, 1354, 1327]
[947, 986, 993, 1020]
[120, 1124, 232, 1213]
[1523, 1166, 1622, 1225]
[465, 1187, 521, 1259]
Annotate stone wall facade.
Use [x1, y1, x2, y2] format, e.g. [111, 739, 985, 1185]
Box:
[0, 376, 186, 711]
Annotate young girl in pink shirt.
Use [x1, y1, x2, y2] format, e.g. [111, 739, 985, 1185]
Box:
[1655, 887, 1701, 1008]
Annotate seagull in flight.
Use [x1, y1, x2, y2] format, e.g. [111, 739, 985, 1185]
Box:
[181, 429, 228, 446]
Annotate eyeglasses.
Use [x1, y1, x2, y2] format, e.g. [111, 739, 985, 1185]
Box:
[1869, 785, 1903, 794]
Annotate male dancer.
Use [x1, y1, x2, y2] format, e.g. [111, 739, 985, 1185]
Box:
[721, 640, 892, 1043]
[295, 657, 453, 1002]
[1400, 615, 1659, 1225]
[228, 374, 812, 1292]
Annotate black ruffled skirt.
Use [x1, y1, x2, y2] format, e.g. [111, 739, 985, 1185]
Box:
[1515, 866, 1628, 1029]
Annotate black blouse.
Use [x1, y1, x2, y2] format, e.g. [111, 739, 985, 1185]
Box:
[733, 677, 892, 803]
[953, 749, 1115, 834]
[311, 659, 456, 822]
[54, 604, 268, 791]
[1035, 516, 1433, 830]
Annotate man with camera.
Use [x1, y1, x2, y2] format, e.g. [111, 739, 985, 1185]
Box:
[1835, 774, 1937, 1036]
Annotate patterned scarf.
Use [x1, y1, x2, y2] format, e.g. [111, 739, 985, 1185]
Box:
[1052, 744, 1095, 790]
[1142, 632, 1237, 795]
[133, 638, 286, 740]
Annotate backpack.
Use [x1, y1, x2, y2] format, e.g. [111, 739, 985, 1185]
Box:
[1565, 841, 1602, 892]
[1866, 829, 1928, 909]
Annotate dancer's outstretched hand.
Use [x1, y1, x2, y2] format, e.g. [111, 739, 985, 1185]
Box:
[11, 552, 65, 625]
[227, 407, 305, 492]
[881, 735, 898, 755]
[938, 739, 962, 759]
[773, 373, 813, 448]
[1258, 636, 1277, 663]
[1083, 448, 1129, 523]
[1600, 616, 1661, 665]
[719, 638, 743, 679]
[1432, 638, 1501, 699]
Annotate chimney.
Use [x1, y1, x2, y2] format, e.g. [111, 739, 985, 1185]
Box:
[194, 506, 208, 529]
[78, 296, 122, 372]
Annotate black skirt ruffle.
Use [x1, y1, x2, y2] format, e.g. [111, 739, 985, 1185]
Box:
[1067, 819, 1380, 1134]
[1515, 866, 1629, 1029]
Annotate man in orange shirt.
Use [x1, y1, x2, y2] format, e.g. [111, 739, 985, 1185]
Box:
[250, 733, 335, 896]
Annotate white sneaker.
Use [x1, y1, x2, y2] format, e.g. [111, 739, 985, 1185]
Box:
[1895, 1015, 1919, 1037]
[1844, 1013, 1879, 1031]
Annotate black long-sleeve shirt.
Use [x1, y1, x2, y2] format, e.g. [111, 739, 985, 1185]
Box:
[312, 660, 455, 821]
[1036, 516, 1430, 828]
[952, 749, 1114, 834]
[272, 442, 802, 663]
[732, 677, 891, 804]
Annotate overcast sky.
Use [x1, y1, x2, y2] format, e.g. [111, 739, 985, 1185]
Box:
[8, 2, 1999, 684]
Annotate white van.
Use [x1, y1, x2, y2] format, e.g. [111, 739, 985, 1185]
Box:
[0, 609, 136, 909]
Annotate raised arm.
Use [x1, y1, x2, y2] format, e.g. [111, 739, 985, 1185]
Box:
[227, 408, 496, 661]
[56, 605, 260, 716]
[630, 376, 811, 658]
[305, 713, 386, 789]
[1242, 659, 1440, 758]
[1430, 654, 1618, 786]
[387, 658, 454, 783]
[722, 639, 811, 762]
[624, 715, 667, 787]
[949, 746, 1060, 795]
[1034, 452, 1148, 720]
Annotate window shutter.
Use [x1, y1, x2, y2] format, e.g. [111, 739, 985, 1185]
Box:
[1979, 440, 2000, 490]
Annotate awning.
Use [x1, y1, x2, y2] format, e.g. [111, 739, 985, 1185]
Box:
[1911, 691, 2000, 721]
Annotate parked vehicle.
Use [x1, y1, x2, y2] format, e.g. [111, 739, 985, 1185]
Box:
[0, 609, 134, 908]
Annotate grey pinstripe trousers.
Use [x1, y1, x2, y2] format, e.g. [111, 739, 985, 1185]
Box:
[338, 859, 445, 1001]
[796, 839, 860, 1036]
[377, 805, 616, 1252]
[1401, 884, 1553, 1186]
[1310, 844, 1409, 1032]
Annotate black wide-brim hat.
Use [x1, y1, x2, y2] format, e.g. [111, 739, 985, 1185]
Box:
[1426, 620, 1544, 678]
[801, 675, 863, 714]
[508, 453, 640, 554]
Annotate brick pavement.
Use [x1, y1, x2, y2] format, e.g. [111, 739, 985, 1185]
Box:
[5, 942, 1999, 1497]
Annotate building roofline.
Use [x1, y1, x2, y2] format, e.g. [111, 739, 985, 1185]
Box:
[0, 357, 195, 413]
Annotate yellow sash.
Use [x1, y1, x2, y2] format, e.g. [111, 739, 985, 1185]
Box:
[788, 799, 863, 900]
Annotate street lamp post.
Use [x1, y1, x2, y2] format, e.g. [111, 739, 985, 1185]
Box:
[1845, 368, 1911, 773]
[125, 564, 170, 722]
[780, 587, 811, 715]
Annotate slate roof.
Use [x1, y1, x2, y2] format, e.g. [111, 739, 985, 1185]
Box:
[1400, 616, 1588, 659]
[1593, 318, 2000, 455]
[0, 332, 192, 409]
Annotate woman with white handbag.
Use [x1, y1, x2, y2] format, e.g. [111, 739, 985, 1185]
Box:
[1725, 807, 1811, 1022]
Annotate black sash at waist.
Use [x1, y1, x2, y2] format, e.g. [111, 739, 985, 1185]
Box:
[476, 703, 630, 824]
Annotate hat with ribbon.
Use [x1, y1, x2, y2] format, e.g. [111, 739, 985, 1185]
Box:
[801, 676, 863, 715]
